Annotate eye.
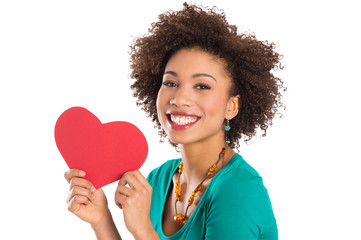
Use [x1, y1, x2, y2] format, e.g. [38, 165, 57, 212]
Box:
[162, 81, 178, 87]
[195, 83, 211, 90]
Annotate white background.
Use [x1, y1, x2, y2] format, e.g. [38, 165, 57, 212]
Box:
[1, 0, 360, 239]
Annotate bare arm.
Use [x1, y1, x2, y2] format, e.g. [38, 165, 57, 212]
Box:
[91, 210, 122, 240]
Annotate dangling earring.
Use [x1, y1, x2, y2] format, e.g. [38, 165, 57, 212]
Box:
[225, 119, 231, 132]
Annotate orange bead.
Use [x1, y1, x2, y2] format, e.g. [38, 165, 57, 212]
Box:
[220, 151, 225, 158]
[174, 147, 226, 225]
[188, 196, 194, 205]
[178, 161, 184, 173]
[174, 214, 188, 224]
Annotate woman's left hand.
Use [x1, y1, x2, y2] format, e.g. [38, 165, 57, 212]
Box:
[114, 170, 153, 238]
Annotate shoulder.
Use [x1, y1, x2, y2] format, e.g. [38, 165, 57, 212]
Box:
[208, 153, 274, 215]
[205, 153, 277, 237]
[211, 153, 266, 194]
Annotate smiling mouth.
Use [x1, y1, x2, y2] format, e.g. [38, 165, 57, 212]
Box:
[167, 114, 200, 129]
[169, 114, 198, 125]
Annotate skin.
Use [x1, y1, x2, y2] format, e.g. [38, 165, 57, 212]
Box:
[157, 47, 240, 235]
[64, 170, 121, 240]
[64, 47, 240, 239]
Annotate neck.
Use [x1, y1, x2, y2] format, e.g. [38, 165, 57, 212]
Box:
[179, 133, 234, 185]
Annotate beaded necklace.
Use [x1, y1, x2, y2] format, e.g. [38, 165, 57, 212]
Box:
[174, 147, 227, 225]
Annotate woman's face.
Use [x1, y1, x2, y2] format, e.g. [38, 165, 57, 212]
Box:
[156, 47, 236, 145]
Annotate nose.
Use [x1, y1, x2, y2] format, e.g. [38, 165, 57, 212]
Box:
[169, 86, 192, 107]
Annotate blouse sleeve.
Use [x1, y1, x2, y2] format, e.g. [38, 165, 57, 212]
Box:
[205, 170, 278, 240]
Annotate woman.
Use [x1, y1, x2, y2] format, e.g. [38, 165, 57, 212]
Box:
[64, 3, 284, 239]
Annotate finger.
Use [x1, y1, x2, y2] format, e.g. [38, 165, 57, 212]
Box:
[69, 177, 96, 193]
[124, 170, 152, 193]
[116, 184, 133, 197]
[67, 186, 93, 203]
[64, 169, 86, 183]
[118, 172, 137, 189]
[118, 171, 145, 190]
[67, 195, 89, 213]
[114, 192, 127, 209]
[129, 170, 151, 189]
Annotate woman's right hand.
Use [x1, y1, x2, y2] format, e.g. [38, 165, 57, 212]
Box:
[64, 169, 109, 226]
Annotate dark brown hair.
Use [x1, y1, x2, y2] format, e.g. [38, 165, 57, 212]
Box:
[130, 3, 285, 149]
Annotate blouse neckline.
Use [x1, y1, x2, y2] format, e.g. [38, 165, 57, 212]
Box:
[159, 153, 240, 238]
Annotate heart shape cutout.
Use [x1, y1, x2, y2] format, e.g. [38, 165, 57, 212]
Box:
[55, 107, 148, 189]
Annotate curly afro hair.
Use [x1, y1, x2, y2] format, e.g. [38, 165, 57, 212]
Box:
[130, 3, 285, 149]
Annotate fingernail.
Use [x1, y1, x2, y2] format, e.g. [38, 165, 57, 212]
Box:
[91, 194, 95, 200]
[91, 186, 96, 192]
[79, 171, 86, 176]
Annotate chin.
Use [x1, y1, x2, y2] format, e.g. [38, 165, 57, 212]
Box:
[167, 134, 208, 147]
[166, 133, 196, 146]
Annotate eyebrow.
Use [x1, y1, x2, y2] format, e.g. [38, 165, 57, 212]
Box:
[164, 71, 217, 81]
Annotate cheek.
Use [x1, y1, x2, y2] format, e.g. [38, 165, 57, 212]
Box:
[156, 88, 168, 120]
[200, 93, 228, 117]
[156, 90, 163, 116]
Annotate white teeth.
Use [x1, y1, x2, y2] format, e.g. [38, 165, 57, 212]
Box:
[170, 115, 198, 125]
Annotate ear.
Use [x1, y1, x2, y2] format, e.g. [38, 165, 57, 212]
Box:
[225, 95, 241, 120]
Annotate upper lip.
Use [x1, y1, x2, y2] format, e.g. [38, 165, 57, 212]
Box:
[167, 111, 200, 117]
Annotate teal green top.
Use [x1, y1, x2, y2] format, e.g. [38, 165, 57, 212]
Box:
[147, 153, 278, 240]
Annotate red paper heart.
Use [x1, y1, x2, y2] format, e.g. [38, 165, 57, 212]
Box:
[55, 107, 148, 189]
